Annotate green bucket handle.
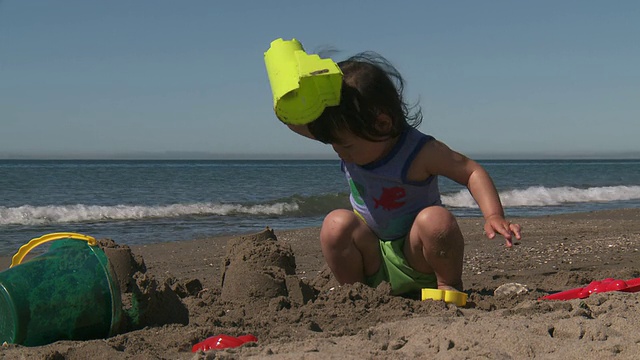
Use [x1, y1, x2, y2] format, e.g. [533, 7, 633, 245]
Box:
[10, 232, 97, 268]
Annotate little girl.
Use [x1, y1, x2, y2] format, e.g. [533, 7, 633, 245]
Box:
[285, 52, 521, 295]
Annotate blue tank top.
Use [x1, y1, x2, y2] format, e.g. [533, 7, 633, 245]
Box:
[342, 127, 442, 240]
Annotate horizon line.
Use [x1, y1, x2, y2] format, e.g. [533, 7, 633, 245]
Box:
[1, 152, 639, 161]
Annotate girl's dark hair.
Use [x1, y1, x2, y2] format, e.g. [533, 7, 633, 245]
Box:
[308, 52, 422, 144]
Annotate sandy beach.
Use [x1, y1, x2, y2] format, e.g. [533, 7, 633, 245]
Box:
[1, 208, 639, 359]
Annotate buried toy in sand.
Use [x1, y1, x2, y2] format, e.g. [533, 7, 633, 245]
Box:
[0, 233, 122, 346]
[0, 232, 189, 347]
[540, 277, 640, 300]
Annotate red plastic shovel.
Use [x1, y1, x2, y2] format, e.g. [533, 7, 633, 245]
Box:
[540, 277, 640, 301]
[192, 334, 258, 352]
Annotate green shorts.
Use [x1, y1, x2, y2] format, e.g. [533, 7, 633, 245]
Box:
[365, 237, 438, 295]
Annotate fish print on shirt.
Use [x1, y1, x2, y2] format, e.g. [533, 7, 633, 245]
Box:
[374, 186, 406, 211]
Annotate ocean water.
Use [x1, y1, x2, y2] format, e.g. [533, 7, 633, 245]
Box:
[1, 159, 639, 255]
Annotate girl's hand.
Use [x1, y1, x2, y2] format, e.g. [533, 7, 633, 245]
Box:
[484, 215, 522, 247]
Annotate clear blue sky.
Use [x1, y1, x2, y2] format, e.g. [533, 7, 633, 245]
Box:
[1, 0, 638, 159]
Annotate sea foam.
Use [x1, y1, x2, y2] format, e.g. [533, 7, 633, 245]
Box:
[2, 185, 639, 226]
[442, 185, 640, 208]
[0, 202, 300, 226]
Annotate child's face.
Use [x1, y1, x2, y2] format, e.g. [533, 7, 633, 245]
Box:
[331, 131, 396, 166]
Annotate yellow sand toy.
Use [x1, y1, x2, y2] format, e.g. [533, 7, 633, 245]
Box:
[264, 38, 343, 125]
[421, 288, 468, 307]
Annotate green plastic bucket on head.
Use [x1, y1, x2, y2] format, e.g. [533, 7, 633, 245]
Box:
[0, 233, 122, 346]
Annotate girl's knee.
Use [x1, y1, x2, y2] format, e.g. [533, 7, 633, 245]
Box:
[413, 206, 460, 239]
[320, 209, 360, 246]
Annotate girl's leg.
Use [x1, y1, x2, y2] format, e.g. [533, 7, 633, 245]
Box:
[404, 206, 465, 290]
[320, 209, 381, 284]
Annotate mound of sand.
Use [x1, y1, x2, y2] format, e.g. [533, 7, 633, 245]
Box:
[0, 210, 639, 359]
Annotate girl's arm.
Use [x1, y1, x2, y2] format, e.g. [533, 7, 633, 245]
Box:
[418, 140, 522, 246]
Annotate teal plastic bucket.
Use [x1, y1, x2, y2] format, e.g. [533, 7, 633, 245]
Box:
[0, 233, 122, 346]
